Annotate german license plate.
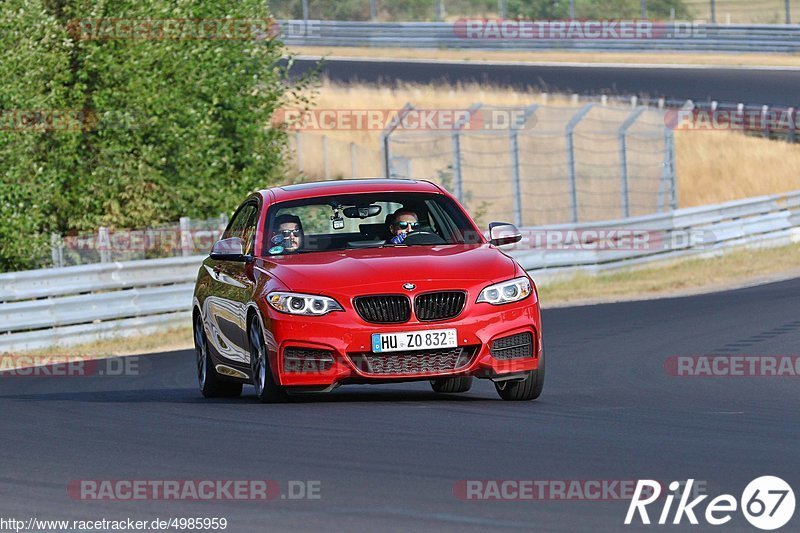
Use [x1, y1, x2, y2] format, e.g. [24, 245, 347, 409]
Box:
[371, 329, 457, 353]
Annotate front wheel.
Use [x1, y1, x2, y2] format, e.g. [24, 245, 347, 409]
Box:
[249, 315, 288, 403]
[495, 350, 545, 401]
[194, 314, 242, 398]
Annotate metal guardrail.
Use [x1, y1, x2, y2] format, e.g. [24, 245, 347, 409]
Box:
[282, 20, 800, 53]
[1, 190, 798, 352]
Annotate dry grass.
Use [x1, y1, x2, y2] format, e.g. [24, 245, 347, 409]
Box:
[683, 0, 800, 24]
[290, 45, 800, 68]
[538, 243, 800, 306]
[676, 130, 800, 207]
[2, 327, 193, 365]
[288, 81, 800, 210]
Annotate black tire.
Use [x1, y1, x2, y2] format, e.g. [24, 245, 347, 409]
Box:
[194, 314, 243, 398]
[495, 349, 545, 401]
[430, 376, 473, 393]
[248, 315, 288, 403]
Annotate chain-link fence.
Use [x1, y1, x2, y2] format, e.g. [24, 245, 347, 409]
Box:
[287, 133, 383, 180]
[383, 103, 676, 227]
[47, 215, 229, 268]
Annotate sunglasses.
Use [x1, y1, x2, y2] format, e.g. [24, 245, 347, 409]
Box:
[278, 229, 302, 237]
[395, 221, 420, 230]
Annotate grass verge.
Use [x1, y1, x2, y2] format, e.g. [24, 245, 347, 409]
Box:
[1, 327, 193, 369]
[538, 243, 800, 306]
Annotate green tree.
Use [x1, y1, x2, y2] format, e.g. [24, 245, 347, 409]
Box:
[0, 0, 312, 271]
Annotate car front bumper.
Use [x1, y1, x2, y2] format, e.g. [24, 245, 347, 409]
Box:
[262, 298, 542, 389]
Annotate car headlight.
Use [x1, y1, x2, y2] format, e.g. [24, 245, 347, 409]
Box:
[477, 276, 532, 305]
[267, 292, 344, 316]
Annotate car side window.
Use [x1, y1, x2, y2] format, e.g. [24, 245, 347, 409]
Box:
[224, 203, 258, 254]
[240, 206, 259, 256]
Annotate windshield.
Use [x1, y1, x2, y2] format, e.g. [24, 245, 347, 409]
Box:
[263, 192, 481, 256]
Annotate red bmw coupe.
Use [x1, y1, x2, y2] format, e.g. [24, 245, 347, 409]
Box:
[192, 178, 544, 402]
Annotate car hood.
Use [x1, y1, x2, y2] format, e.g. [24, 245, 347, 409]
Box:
[258, 244, 517, 293]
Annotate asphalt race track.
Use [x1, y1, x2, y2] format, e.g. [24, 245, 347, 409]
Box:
[290, 57, 800, 106]
[2, 277, 799, 531]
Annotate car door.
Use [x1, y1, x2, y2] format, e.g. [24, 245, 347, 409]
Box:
[203, 201, 259, 364]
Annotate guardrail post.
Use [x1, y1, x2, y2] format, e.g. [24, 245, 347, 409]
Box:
[180, 217, 192, 257]
[381, 103, 415, 178]
[786, 0, 792, 24]
[762, 105, 770, 138]
[569, 0, 575, 18]
[510, 104, 539, 227]
[498, 0, 506, 18]
[97, 227, 111, 263]
[565, 104, 594, 223]
[370, 0, 378, 21]
[788, 108, 796, 143]
[618, 107, 647, 218]
[710, 0, 716, 23]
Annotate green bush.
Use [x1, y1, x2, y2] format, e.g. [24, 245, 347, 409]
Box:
[0, 0, 313, 271]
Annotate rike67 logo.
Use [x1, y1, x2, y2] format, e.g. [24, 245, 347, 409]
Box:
[625, 477, 795, 530]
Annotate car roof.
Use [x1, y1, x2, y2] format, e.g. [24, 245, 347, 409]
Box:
[261, 178, 443, 203]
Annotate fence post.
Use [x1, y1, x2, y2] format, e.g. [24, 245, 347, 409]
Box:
[787, 0, 791, 23]
[498, 0, 506, 18]
[641, 0, 646, 17]
[322, 135, 330, 179]
[451, 103, 482, 203]
[658, 127, 678, 211]
[50, 233, 64, 268]
[710, 0, 716, 23]
[510, 104, 539, 227]
[435, 0, 445, 21]
[381, 103, 415, 178]
[180, 217, 192, 257]
[569, 0, 575, 18]
[302, 0, 309, 22]
[565, 104, 594, 223]
[97, 227, 111, 263]
[788, 107, 796, 143]
[618, 107, 647, 218]
[350, 142, 357, 177]
[295, 131, 303, 174]
[370, 0, 378, 21]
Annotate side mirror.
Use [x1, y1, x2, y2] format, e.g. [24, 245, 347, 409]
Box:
[210, 237, 252, 262]
[488, 222, 522, 246]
